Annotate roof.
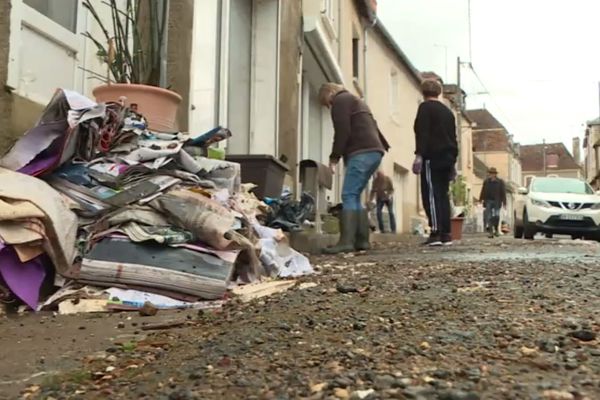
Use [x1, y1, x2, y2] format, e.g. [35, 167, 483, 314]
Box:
[422, 71, 443, 83]
[519, 143, 581, 172]
[443, 84, 468, 112]
[465, 109, 507, 130]
[472, 130, 510, 152]
[466, 108, 514, 153]
[587, 117, 600, 126]
[473, 156, 489, 180]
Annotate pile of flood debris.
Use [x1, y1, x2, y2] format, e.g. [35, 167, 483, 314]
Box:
[0, 89, 313, 315]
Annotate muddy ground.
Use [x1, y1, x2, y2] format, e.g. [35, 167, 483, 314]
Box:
[1, 236, 599, 400]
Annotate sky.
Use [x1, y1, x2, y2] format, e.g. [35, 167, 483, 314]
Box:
[378, 0, 600, 151]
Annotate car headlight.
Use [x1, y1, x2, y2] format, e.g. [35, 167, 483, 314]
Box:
[531, 199, 551, 208]
[591, 203, 600, 210]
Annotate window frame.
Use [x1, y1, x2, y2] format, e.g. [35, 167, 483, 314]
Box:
[7, 0, 84, 97]
[23, 0, 79, 33]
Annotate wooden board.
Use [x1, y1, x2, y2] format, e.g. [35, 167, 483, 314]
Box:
[231, 280, 296, 303]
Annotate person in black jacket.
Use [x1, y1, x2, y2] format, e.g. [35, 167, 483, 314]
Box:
[412, 79, 458, 246]
[479, 167, 507, 238]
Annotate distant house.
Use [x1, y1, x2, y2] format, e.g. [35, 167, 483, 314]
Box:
[520, 141, 582, 187]
[466, 108, 522, 225]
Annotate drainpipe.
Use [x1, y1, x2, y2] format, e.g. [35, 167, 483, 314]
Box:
[159, 0, 170, 88]
[362, 15, 377, 210]
[362, 17, 377, 101]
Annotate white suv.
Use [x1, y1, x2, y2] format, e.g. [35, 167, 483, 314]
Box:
[514, 177, 600, 240]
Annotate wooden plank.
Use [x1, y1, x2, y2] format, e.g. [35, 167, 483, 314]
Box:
[231, 280, 296, 303]
[58, 299, 109, 315]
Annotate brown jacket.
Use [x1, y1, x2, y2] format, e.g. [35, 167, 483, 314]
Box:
[329, 91, 390, 163]
[371, 175, 394, 201]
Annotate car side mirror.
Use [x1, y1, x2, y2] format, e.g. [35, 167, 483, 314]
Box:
[518, 187, 528, 195]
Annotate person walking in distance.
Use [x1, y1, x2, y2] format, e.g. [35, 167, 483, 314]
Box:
[370, 170, 397, 233]
[319, 83, 390, 254]
[480, 167, 507, 238]
[412, 79, 458, 246]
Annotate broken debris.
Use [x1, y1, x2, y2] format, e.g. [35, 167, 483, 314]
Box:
[0, 88, 314, 315]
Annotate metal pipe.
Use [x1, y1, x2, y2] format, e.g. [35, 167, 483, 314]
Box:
[363, 17, 377, 101]
[159, 0, 170, 88]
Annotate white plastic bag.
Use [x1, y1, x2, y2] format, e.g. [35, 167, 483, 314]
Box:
[259, 239, 313, 278]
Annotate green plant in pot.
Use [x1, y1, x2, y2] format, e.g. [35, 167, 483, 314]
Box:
[83, 0, 181, 132]
[450, 175, 468, 207]
[449, 175, 468, 240]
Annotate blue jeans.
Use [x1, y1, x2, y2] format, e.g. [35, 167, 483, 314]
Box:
[377, 199, 397, 233]
[485, 200, 500, 231]
[342, 152, 383, 211]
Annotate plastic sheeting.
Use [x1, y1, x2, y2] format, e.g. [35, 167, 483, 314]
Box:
[259, 239, 313, 278]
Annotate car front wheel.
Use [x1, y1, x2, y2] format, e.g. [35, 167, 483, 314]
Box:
[513, 212, 524, 239]
[523, 210, 536, 240]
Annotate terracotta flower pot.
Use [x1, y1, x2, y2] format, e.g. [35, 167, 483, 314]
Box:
[450, 217, 464, 241]
[92, 83, 182, 132]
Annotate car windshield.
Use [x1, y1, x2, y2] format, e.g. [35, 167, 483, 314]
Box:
[531, 178, 594, 195]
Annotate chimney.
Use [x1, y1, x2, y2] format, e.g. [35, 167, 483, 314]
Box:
[573, 137, 581, 165]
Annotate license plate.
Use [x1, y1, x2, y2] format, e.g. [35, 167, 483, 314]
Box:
[560, 214, 584, 221]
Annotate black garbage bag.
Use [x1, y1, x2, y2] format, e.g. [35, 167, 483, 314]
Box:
[266, 192, 315, 232]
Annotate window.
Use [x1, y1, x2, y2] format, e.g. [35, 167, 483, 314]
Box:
[390, 69, 399, 116]
[352, 38, 360, 79]
[24, 0, 78, 32]
[532, 177, 593, 194]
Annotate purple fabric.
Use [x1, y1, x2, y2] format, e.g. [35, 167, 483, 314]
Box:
[0, 244, 47, 310]
[18, 136, 64, 176]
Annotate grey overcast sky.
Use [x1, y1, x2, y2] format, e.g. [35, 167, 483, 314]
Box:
[378, 0, 600, 149]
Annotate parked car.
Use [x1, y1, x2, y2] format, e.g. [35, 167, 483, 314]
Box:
[513, 177, 600, 240]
